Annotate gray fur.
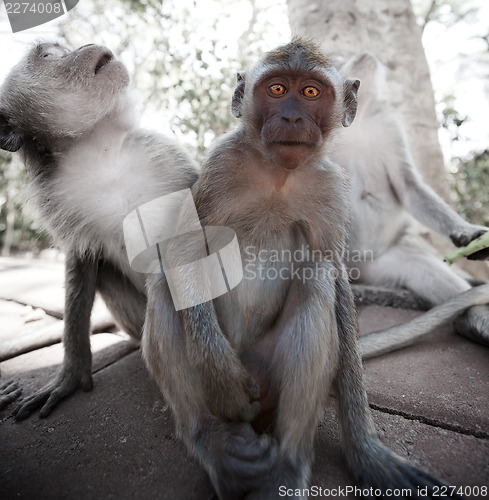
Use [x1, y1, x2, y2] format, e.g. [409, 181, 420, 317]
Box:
[361, 283, 489, 358]
[334, 53, 489, 354]
[0, 43, 198, 418]
[142, 39, 455, 499]
[0, 369, 22, 410]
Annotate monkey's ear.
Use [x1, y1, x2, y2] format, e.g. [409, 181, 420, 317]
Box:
[342, 79, 360, 127]
[231, 72, 246, 119]
[0, 112, 23, 152]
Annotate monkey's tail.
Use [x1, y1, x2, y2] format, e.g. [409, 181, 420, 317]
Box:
[360, 283, 489, 359]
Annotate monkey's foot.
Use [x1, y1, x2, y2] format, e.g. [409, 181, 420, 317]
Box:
[454, 304, 489, 347]
[244, 458, 307, 500]
[203, 422, 278, 500]
[0, 380, 22, 410]
[348, 439, 462, 499]
[13, 366, 93, 420]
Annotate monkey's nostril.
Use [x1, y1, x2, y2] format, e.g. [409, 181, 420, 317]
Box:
[282, 116, 301, 124]
[94, 53, 114, 74]
[77, 44, 95, 51]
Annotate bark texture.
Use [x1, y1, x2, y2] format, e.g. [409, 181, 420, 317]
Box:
[287, 0, 449, 201]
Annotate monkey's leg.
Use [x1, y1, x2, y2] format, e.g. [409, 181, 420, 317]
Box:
[14, 251, 97, 420]
[453, 305, 489, 346]
[246, 262, 339, 499]
[143, 274, 278, 500]
[96, 260, 146, 341]
[335, 273, 461, 498]
[360, 245, 489, 346]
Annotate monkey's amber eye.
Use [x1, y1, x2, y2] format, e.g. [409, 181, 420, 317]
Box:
[269, 84, 286, 96]
[302, 86, 320, 98]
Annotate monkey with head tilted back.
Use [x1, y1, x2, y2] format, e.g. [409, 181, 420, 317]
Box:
[142, 39, 459, 499]
[0, 42, 198, 418]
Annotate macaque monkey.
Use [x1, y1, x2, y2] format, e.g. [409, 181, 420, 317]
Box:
[0, 42, 198, 418]
[333, 53, 489, 355]
[142, 39, 459, 499]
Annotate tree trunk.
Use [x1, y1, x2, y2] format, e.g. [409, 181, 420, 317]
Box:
[287, 0, 449, 201]
[287, 0, 489, 278]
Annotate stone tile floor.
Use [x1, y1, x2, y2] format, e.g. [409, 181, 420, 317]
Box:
[0, 257, 487, 499]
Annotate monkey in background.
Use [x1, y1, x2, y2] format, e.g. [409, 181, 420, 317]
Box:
[0, 42, 198, 418]
[332, 53, 489, 355]
[0, 369, 21, 410]
[143, 39, 461, 499]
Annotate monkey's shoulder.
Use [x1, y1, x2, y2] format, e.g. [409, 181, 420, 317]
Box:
[126, 129, 198, 176]
[30, 127, 198, 262]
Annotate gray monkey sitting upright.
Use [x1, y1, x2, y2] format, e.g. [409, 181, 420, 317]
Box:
[333, 53, 489, 356]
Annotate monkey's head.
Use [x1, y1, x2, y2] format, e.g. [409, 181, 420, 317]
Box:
[232, 38, 360, 170]
[0, 43, 130, 153]
[336, 53, 387, 111]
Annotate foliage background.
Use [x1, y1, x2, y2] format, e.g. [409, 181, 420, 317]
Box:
[0, 0, 488, 254]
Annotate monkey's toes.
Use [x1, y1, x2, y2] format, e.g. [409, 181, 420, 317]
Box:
[0, 380, 22, 410]
[349, 440, 462, 499]
[214, 423, 278, 499]
[14, 388, 52, 420]
[14, 370, 93, 420]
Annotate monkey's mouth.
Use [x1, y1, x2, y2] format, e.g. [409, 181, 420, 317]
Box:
[94, 52, 114, 74]
[272, 141, 315, 147]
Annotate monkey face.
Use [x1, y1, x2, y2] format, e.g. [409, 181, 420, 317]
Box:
[0, 43, 131, 149]
[250, 70, 338, 170]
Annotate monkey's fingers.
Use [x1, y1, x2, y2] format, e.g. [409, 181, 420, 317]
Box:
[14, 384, 55, 420]
[245, 373, 260, 401]
[213, 423, 278, 500]
[467, 247, 489, 260]
[205, 367, 261, 422]
[0, 381, 22, 410]
[224, 423, 275, 461]
[449, 227, 488, 249]
[39, 372, 93, 418]
[447, 230, 489, 264]
[14, 370, 93, 421]
[208, 389, 260, 422]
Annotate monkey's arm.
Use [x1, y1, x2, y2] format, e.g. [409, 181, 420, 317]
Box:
[181, 304, 260, 422]
[335, 271, 458, 497]
[143, 274, 277, 500]
[164, 225, 259, 422]
[14, 250, 97, 420]
[387, 124, 487, 246]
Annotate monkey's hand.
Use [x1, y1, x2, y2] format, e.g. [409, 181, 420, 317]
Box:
[204, 422, 278, 500]
[13, 362, 92, 420]
[446, 228, 489, 264]
[449, 224, 487, 248]
[0, 380, 22, 410]
[184, 304, 260, 422]
[347, 438, 462, 499]
[201, 360, 261, 423]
